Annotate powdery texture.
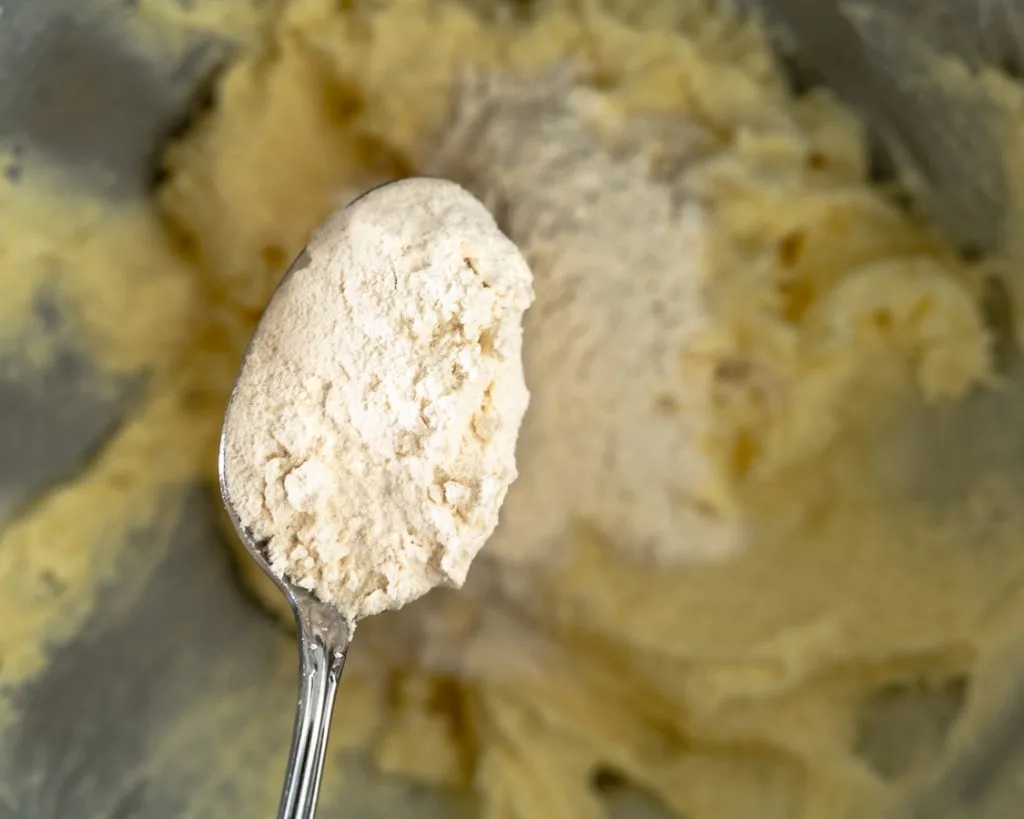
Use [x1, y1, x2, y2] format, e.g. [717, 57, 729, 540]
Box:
[222, 177, 534, 621]
[424, 69, 753, 565]
[422, 67, 989, 567]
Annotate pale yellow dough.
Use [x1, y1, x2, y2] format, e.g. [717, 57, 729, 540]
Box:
[4, 2, 1024, 819]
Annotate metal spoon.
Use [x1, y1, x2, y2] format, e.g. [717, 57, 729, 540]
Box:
[218, 247, 351, 819]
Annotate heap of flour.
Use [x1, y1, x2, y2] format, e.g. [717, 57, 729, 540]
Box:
[221, 177, 534, 622]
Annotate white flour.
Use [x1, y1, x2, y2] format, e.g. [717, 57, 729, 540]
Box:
[221, 177, 534, 623]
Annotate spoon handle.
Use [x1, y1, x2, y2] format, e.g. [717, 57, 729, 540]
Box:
[278, 595, 351, 819]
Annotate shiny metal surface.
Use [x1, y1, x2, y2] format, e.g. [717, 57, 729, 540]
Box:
[0, 0, 231, 199]
[275, 591, 348, 819]
[762, 0, 1010, 257]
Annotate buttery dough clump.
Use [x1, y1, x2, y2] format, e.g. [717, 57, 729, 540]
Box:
[221, 177, 533, 621]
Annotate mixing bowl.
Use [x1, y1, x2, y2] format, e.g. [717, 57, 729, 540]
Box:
[1, 1, 1022, 818]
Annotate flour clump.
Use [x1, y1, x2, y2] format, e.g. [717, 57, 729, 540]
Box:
[222, 177, 534, 622]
